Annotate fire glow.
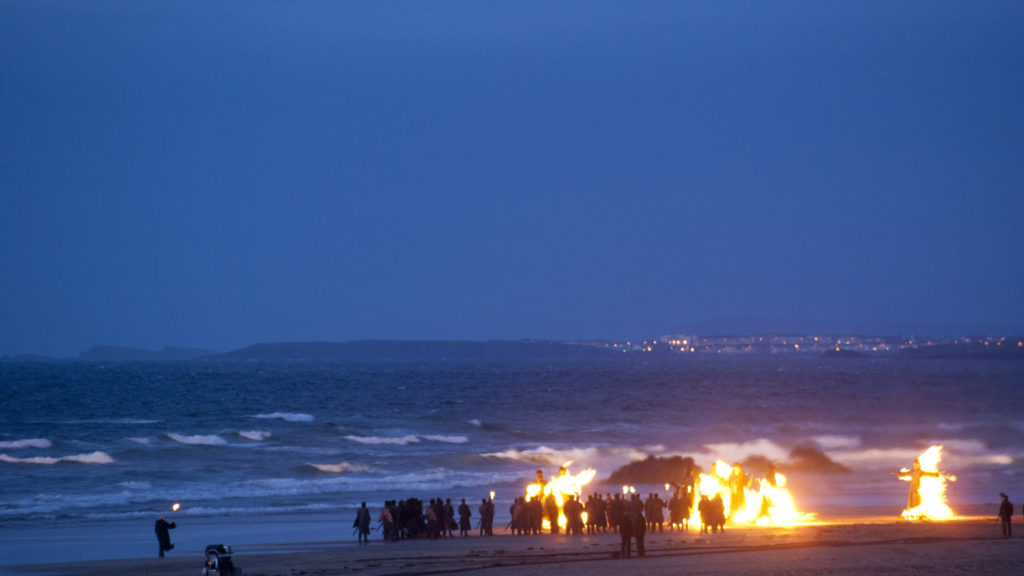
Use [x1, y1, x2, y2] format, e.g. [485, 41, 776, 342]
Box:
[689, 461, 813, 527]
[897, 445, 956, 520]
[525, 462, 596, 530]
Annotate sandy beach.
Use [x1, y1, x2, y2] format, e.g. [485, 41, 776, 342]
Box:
[5, 515, 1017, 576]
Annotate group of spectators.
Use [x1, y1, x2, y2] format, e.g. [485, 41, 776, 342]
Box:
[354, 497, 497, 542]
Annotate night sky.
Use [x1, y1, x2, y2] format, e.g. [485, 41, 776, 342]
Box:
[2, 1, 1022, 357]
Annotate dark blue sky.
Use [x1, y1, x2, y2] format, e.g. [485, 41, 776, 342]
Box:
[2, 1, 1022, 357]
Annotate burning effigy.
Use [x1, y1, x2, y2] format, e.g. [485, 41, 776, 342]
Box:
[683, 461, 812, 528]
[894, 445, 956, 520]
[524, 462, 596, 532]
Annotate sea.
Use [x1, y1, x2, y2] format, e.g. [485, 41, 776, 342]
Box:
[1, 355, 1022, 568]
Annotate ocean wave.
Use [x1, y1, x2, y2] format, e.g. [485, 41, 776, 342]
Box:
[118, 481, 153, 490]
[61, 418, 160, 425]
[344, 434, 421, 445]
[0, 438, 52, 449]
[421, 435, 469, 444]
[127, 437, 152, 445]
[240, 468, 524, 499]
[166, 433, 229, 446]
[239, 430, 272, 441]
[343, 434, 468, 446]
[699, 438, 791, 463]
[468, 419, 483, 427]
[481, 445, 651, 470]
[254, 412, 315, 422]
[0, 451, 114, 465]
[307, 462, 373, 474]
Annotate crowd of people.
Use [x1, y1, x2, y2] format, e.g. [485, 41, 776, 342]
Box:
[350, 464, 772, 550]
[354, 497, 497, 542]
[350, 487, 731, 559]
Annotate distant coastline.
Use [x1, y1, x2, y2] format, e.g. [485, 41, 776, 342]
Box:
[4, 334, 1023, 362]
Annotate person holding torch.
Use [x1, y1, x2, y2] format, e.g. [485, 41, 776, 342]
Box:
[155, 506, 177, 558]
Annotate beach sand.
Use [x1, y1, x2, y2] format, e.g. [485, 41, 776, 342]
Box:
[5, 516, 1018, 576]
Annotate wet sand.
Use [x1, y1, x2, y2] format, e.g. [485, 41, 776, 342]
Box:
[5, 516, 1017, 576]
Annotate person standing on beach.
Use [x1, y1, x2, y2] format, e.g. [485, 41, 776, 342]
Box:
[628, 493, 646, 556]
[155, 515, 176, 558]
[354, 502, 371, 544]
[458, 499, 472, 537]
[998, 493, 1013, 537]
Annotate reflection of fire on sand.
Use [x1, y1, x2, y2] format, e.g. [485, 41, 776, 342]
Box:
[893, 445, 956, 520]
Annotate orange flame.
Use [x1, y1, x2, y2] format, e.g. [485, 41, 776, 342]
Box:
[688, 461, 812, 527]
[525, 462, 596, 530]
[897, 445, 955, 520]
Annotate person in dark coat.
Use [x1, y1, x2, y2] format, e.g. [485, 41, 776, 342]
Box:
[697, 494, 710, 534]
[629, 493, 646, 556]
[155, 515, 176, 558]
[458, 499, 472, 537]
[618, 505, 634, 558]
[354, 502, 371, 544]
[998, 493, 1013, 537]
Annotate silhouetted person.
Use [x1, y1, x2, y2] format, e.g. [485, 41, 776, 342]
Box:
[999, 493, 1013, 537]
[619, 508, 634, 558]
[354, 502, 371, 544]
[458, 499, 472, 537]
[698, 494, 711, 534]
[155, 515, 176, 558]
[629, 493, 646, 556]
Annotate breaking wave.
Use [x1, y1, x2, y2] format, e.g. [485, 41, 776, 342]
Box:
[344, 434, 469, 446]
[166, 433, 229, 446]
[0, 451, 114, 465]
[344, 434, 421, 445]
[254, 412, 315, 422]
[0, 438, 52, 449]
[421, 435, 469, 444]
[481, 445, 654, 470]
[239, 430, 272, 441]
[306, 462, 373, 474]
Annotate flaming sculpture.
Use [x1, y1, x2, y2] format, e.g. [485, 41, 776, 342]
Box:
[525, 462, 596, 530]
[688, 461, 812, 527]
[895, 445, 955, 520]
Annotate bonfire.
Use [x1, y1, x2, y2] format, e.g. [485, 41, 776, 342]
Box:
[686, 461, 813, 527]
[525, 462, 596, 530]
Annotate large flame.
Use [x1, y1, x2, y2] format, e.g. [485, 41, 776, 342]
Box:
[525, 462, 596, 530]
[897, 445, 955, 520]
[688, 461, 812, 527]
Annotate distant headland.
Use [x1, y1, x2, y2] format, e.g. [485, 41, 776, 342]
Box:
[3, 333, 1023, 362]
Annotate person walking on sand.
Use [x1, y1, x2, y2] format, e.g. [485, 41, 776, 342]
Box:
[998, 493, 1013, 537]
[155, 515, 176, 558]
[354, 502, 371, 544]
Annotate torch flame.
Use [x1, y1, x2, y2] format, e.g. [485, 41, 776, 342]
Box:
[171, 503, 181, 512]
